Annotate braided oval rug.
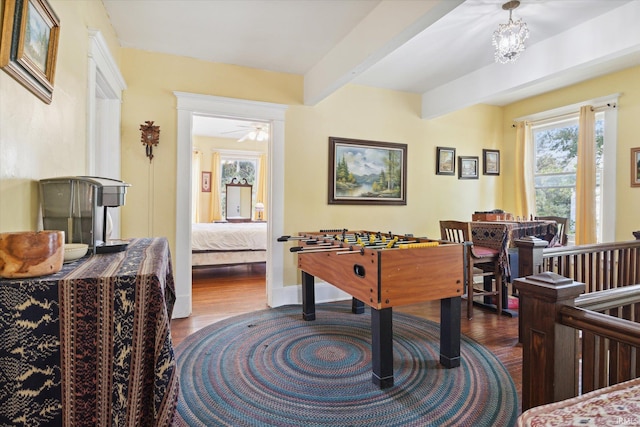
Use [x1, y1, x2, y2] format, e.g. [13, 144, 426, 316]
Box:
[173, 303, 517, 427]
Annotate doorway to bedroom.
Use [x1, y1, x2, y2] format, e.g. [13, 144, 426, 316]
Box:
[190, 115, 269, 274]
[173, 92, 287, 319]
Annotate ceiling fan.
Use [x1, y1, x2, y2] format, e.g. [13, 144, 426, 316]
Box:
[221, 122, 270, 142]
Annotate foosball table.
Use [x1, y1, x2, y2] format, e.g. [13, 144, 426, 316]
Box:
[278, 229, 465, 388]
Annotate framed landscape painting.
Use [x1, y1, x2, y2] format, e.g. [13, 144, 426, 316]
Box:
[0, 0, 60, 103]
[328, 137, 407, 205]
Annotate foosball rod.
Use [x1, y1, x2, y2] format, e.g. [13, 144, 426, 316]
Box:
[334, 240, 422, 255]
[290, 245, 354, 254]
[277, 235, 338, 243]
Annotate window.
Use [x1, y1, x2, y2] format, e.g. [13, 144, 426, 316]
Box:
[220, 156, 258, 220]
[533, 113, 606, 243]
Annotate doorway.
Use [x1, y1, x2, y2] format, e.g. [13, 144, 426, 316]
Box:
[173, 92, 288, 318]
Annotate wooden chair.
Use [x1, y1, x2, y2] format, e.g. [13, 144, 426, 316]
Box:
[535, 216, 568, 246]
[439, 220, 502, 319]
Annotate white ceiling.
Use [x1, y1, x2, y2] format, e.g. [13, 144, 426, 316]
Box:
[102, 0, 640, 135]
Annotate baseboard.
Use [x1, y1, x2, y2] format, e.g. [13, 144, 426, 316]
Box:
[270, 281, 351, 308]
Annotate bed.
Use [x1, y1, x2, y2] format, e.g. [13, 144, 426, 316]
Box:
[192, 221, 267, 267]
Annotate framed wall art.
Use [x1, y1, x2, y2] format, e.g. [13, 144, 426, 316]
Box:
[436, 146, 456, 175]
[632, 147, 640, 187]
[458, 156, 479, 180]
[483, 149, 500, 175]
[201, 171, 211, 192]
[328, 137, 407, 205]
[0, 0, 60, 104]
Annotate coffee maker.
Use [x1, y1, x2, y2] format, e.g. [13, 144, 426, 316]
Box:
[39, 176, 131, 254]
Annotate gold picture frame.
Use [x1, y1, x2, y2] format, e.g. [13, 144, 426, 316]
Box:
[632, 147, 640, 187]
[0, 0, 60, 104]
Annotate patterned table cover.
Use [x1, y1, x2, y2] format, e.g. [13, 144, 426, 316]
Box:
[0, 237, 178, 426]
[517, 377, 640, 426]
[471, 220, 558, 279]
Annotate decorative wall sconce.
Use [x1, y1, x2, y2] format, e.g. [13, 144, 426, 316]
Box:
[140, 121, 160, 162]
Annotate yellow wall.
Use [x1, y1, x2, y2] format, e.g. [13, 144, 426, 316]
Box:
[0, 0, 119, 231]
[501, 65, 640, 241]
[118, 48, 301, 253]
[117, 49, 504, 286]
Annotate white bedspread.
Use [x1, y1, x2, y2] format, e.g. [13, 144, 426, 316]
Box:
[192, 222, 267, 251]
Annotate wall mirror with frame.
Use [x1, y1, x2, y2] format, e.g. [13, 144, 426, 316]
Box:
[225, 178, 253, 222]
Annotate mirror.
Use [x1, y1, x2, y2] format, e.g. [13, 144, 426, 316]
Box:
[225, 178, 252, 222]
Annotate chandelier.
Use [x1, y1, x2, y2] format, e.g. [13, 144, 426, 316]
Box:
[492, 1, 529, 64]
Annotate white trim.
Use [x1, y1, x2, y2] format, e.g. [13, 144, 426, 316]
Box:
[87, 30, 127, 98]
[86, 30, 126, 236]
[272, 281, 351, 307]
[217, 150, 264, 159]
[86, 29, 127, 175]
[173, 93, 287, 318]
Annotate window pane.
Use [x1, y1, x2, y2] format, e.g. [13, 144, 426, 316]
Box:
[220, 158, 258, 220]
[534, 120, 578, 239]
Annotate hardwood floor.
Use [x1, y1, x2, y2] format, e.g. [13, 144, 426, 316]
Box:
[170, 264, 523, 415]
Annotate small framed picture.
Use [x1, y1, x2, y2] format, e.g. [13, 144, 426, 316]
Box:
[483, 149, 500, 175]
[201, 171, 211, 192]
[458, 156, 479, 180]
[632, 147, 640, 187]
[436, 147, 456, 175]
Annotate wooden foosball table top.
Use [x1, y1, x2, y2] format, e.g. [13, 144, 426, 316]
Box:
[283, 230, 465, 310]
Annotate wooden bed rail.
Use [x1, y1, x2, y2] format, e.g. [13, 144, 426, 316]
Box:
[515, 273, 640, 411]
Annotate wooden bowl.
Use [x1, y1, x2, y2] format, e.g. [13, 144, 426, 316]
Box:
[0, 230, 65, 278]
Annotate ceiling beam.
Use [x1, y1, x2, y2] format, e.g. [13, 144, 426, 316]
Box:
[303, 0, 464, 106]
[421, 0, 640, 119]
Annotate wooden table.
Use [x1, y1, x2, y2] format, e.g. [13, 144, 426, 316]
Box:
[0, 238, 178, 427]
[286, 230, 464, 389]
[470, 220, 558, 314]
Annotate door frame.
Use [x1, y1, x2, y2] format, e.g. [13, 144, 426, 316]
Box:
[173, 92, 287, 318]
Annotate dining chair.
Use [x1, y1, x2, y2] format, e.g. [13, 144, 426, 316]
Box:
[535, 216, 568, 246]
[439, 220, 502, 319]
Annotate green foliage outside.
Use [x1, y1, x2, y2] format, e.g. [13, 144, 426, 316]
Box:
[534, 119, 604, 235]
[220, 160, 257, 219]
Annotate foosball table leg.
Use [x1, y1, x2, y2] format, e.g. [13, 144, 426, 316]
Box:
[301, 271, 316, 321]
[371, 307, 394, 388]
[352, 298, 365, 314]
[439, 296, 461, 368]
